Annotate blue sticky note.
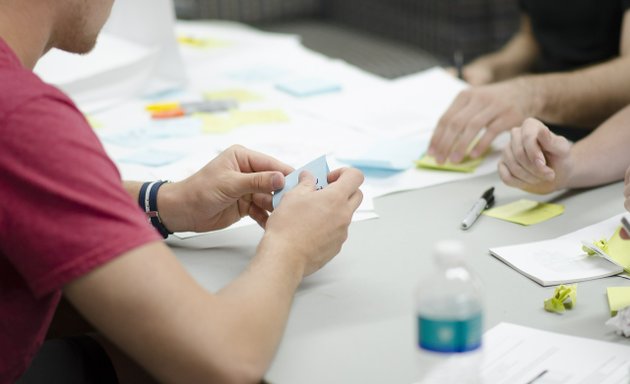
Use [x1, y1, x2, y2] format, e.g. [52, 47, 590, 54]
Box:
[228, 66, 288, 82]
[118, 149, 186, 167]
[337, 137, 427, 172]
[275, 78, 342, 97]
[273, 155, 330, 208]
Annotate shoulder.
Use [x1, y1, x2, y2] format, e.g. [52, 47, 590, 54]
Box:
[0, 62, 77, 125]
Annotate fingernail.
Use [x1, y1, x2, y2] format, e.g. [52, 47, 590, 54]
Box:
[450, 153, 462, 163]
[427, 147, 435, 157]
[272, 173, 284, 190]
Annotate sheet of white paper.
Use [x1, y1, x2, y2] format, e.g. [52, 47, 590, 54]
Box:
[479, 323, 630, 384]
[489, 213, 626, 286]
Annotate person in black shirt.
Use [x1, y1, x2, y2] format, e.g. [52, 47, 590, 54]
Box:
[427, 0, 630, 165]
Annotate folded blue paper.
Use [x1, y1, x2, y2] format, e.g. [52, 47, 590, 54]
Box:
[275, 78, 342, 97]
[272, 155, 330, 209]
[337, 137, 427, 172]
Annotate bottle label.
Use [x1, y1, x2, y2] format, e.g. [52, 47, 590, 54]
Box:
[417, 313, 482, 353]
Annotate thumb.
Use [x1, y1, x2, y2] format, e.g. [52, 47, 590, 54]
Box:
[537, 127, 571, 158]
[234, 171, 285, 195]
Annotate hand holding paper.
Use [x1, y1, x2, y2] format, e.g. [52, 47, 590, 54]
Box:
[265, 165, 364, 277]
[157, 145, 293, 233]
[273, 155, 330, 208]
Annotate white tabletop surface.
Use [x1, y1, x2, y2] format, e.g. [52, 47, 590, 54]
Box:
[171, 172, 630, 384]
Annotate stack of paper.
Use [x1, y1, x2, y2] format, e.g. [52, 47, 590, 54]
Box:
[489, 213, 628, 286]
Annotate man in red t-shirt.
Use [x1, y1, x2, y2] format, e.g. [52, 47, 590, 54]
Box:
[0, 1, 364, 383]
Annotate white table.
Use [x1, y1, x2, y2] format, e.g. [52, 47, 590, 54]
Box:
[172, 172, 630, 384]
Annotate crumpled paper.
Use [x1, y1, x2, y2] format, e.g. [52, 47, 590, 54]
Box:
[582, 238, 609, 256]
[544, 284, 577, 313]
[606, 306, 630, 337]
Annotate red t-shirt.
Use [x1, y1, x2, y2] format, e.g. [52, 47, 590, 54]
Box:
[0, 39, 161, 382]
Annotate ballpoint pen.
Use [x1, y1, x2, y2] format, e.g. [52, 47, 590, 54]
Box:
[454, 50, 464, 80]
[461, 187, 494, 230]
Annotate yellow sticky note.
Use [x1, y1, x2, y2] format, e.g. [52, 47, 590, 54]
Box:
[197, 109, 289, 134]
[415, 154, 484, 173]
[544, 284, 577, 314]
[607, 227, 630, 272]
[197, 114, 238, 134]
[483, 199, 564, 226]
[204, 89, 262, 103]
[230, 110, 289, 125]
[607, 287, 630, 316]
[177, 36, 228, 49]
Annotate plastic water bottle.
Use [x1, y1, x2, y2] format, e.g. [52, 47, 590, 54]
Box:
[414, 240, 484, 384]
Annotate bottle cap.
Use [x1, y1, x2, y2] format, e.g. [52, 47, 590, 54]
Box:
[434, 240, 465, 266]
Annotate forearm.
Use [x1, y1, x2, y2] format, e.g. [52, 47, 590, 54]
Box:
[525, 56, 630, 128]
[66, 242, 305, 383]
[123, 180, 143, 202]
[469, 15, 539, 81]
[565, 105, 630, 188]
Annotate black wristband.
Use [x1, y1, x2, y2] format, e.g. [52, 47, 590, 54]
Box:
[139, 180, 173, 238]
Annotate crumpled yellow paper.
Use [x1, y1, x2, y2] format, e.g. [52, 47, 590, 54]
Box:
[583, 226, 630, 273]
[544, 284, 577, 314]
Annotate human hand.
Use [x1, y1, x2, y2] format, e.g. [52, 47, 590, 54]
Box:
[445, 64, 493, 86]
[498, 118, 573, 194]
[428, 78, 534, 164]
[158, 145, 294, 232]
[261, 167, 364, 277]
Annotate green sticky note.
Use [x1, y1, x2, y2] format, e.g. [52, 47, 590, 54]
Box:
[204, 89, 262, 102]
[483, 199, 564, 226]
[415, 154, 484, 173]
[607, 287, 630, 316]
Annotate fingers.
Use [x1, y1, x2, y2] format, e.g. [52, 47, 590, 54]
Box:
[448, 105, 495, 163]
[501, 141, 541, 185]
[348, 189, 364, 212]
[535, 122, 572, 158]
[429, 91, 471, 158]
[326, 168, 365, 197]
[286, 171, 317, 194]
[249, 204, 269, 228]
[511, 125, 552, 182]
[235, 171, 285, 195]
[252, 192, 273, 212]
[229, 145, 294, 175]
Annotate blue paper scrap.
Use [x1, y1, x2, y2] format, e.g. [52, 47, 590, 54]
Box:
[118, 149, 186, 167]
[275, 78, 342, 97]
[337, 137, 427, 172]
[228, 66, 288, 82]
[272, 155, 330, 209]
